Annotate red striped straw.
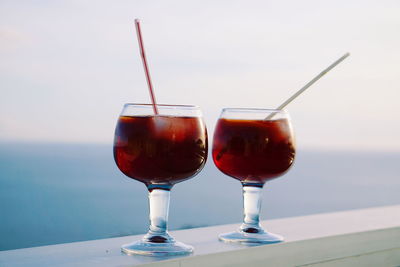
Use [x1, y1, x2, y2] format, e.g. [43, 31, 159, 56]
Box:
[134, 19, 159, 115]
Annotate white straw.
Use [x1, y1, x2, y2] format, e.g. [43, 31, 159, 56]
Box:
[266, 52, 350, 120]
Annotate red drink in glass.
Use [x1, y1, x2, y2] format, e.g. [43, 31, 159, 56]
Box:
[212, 108, 295, 244]
[114, 115, 207, 186]
[113, 104, 207, 255]
[212, 118, 295, 184]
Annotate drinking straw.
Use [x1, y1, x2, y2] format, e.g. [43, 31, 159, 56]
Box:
[135, 19, 159, 115]
[266, 53, 350, 120]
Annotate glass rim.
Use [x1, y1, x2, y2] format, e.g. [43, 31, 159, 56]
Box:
[221, 107, 288, 114]
[123, 103, 200, 109]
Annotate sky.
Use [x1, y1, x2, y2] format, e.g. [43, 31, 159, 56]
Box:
[1, 0, 400, 151]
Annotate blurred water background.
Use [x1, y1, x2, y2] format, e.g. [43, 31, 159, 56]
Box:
[1, 142, 399, 251]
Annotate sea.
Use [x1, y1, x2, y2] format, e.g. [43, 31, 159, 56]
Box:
[0, 142, 399, 251]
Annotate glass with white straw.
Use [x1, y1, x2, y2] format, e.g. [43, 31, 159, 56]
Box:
[213, 53, 350, 244]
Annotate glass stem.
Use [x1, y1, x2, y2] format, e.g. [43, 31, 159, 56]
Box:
[240, 184, 264, 234]
[144, 188, 173, 243]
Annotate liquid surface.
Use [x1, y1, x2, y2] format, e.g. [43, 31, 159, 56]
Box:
[114, 115, 207, 186]
[212, 118, 295, 183]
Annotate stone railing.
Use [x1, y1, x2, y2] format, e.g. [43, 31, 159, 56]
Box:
[1, 205, 400, 266]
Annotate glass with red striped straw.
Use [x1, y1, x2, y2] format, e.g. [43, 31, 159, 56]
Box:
[113, 19, 208, 256]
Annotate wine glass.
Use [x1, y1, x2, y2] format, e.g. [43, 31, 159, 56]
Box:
[212, 108, 295, 243]
[113, 104, 208, 255]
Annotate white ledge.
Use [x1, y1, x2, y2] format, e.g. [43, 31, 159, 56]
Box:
[1, 205, 400, 267]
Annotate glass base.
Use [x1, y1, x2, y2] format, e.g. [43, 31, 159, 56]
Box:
[121, 239, 193, 256]
[219, 230, 284, 244]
